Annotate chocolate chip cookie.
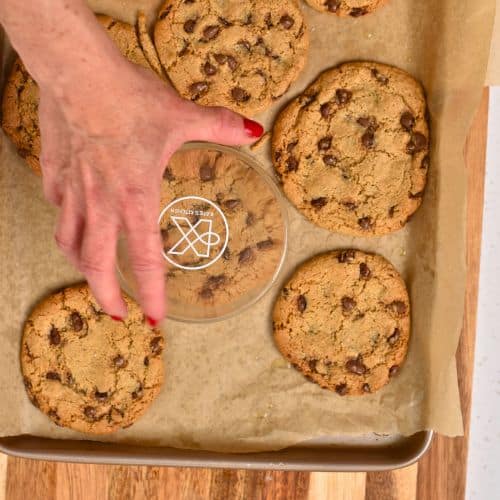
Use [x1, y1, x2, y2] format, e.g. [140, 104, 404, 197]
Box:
[117, 145, 286, 321]
[272, 62, 429, 236]
[21, 283, 165, 433]
[305, 0, 389, 17]
[154, 0, 309, 115]
[1, 15, 155, 175]
[273, 250, 410, 395]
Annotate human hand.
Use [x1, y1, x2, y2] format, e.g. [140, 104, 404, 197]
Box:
[39, 56, 263, 324]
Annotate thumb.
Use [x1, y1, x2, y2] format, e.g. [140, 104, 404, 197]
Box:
[182, 105, 264, 146]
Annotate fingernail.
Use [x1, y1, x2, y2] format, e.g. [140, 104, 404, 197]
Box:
[147, 316, 159, 327]
[244, 118, 264, 138]
[111, 315, 123, 322]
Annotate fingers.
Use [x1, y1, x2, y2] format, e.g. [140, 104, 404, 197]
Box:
[182, 104, 264, 146]
[54, 187, 84, 269]
[77, 178, 128, 319]
[120, 185, 165, 324]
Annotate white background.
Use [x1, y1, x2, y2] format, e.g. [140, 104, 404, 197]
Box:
[466, 87, 500, 499]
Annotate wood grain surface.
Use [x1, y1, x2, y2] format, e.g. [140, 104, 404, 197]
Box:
[0, 89, 489, 500]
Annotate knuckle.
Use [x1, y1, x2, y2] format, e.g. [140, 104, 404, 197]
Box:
[78, 254, 108, 276]
[130, 251, 163, 274]
[54, 233, 76, 253]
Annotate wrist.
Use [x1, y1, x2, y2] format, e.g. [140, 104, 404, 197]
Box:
[1, 0, 124, 89]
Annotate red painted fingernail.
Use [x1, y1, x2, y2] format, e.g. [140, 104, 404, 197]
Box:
[244, 118, 264, 138]
[111, 315, 123, 322]
[147, 316, 159, 327]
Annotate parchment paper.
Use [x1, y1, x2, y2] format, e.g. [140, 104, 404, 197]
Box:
[0, 0, 495, 452]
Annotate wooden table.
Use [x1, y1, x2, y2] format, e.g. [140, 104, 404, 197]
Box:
[0, 89, 489, 500]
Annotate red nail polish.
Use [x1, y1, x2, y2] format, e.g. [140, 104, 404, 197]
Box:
[244, 118, 264, 138]
[111, 315, 123, 322]
[147, 316, 159, 327]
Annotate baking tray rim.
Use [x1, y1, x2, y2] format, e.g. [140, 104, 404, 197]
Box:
[0, 431, 433, 472]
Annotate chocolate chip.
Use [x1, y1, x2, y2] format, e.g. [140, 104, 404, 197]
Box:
[49, 326, 60, 346]
[362, 383, 371, 393]
[163, 167, 175, 181]
[342, 200, 357, 211]
[132, 385, 144, 400]
[318, 136, 332, 151]
[361, 128, 375, 148]
[200, 287, 213, 300]
[389, 365, 400, 377]
[199, 162, 215, 181]
[203, 25, 220, 40]
[245, 212, 255, 226]
[357, 116, 375, 128]
[183, 19, 196, 33]
[203, 61, 217, 76]
[286, 156, 298, 172]
[84, 406, 97, 420]
[359, 262, 372, 279]
[222, 247, 231, 260]
[48, 409, 60, 420]
[325, 0, 340, 12]
[223, 199, 240, 210]
[400, 111, 415, 131]
[388, 205, 396, 217]
[227, 56, 238, 71]
[341, 296, 356, 312]
[178, 42, 189, 57]
[150, 336, 163, 355]
[159, 6, 172, 19]
[189, 81, 209, 100]
[265, 13, 273, 28]
[320, 102, 333, 118]
[371, 68, 389, 85]
[410, 190, 424, 199]
[297, 294, 307, 313]
[406, 132, 428, 154]
[214, 53, 227, 64]
[70, 312, 83, 331]
[350, 7, 367, 17]
[243, 14, 253, 25]
[421, 155, 430, 169]
[358, 216, 373, 230]
[206, 274, 226, 290]
[338, 249, 356, 263]
[238, 247, 254, 264]
[389, 301, 408, 315]
[238, 39, 251, 51]
[387, 328, 400, 345]
[279, 14, 294, 29]
[308, 359, 318, 372]
[231, 87, 250, 102]
[218, 16, 232, 27]
[113, 355, 127, 368]
[46, 371, 61, 381]
[95, 391, 108, 402]
[323, 155, 338, 166]
[335, 89, 352, 105]
[311, 197, 328, 209]
[335, 383, 348, 395]
[257, 239, 274, 250]
[345, 358, 367, 375]
[144, 356, 150, 366]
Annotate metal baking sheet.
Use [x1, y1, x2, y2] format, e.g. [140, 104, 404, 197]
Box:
[0, 431, 432, 471]
[0, 10, 433, 472]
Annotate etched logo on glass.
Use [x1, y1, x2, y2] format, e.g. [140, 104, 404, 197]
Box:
[158, 196, 229, 271]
